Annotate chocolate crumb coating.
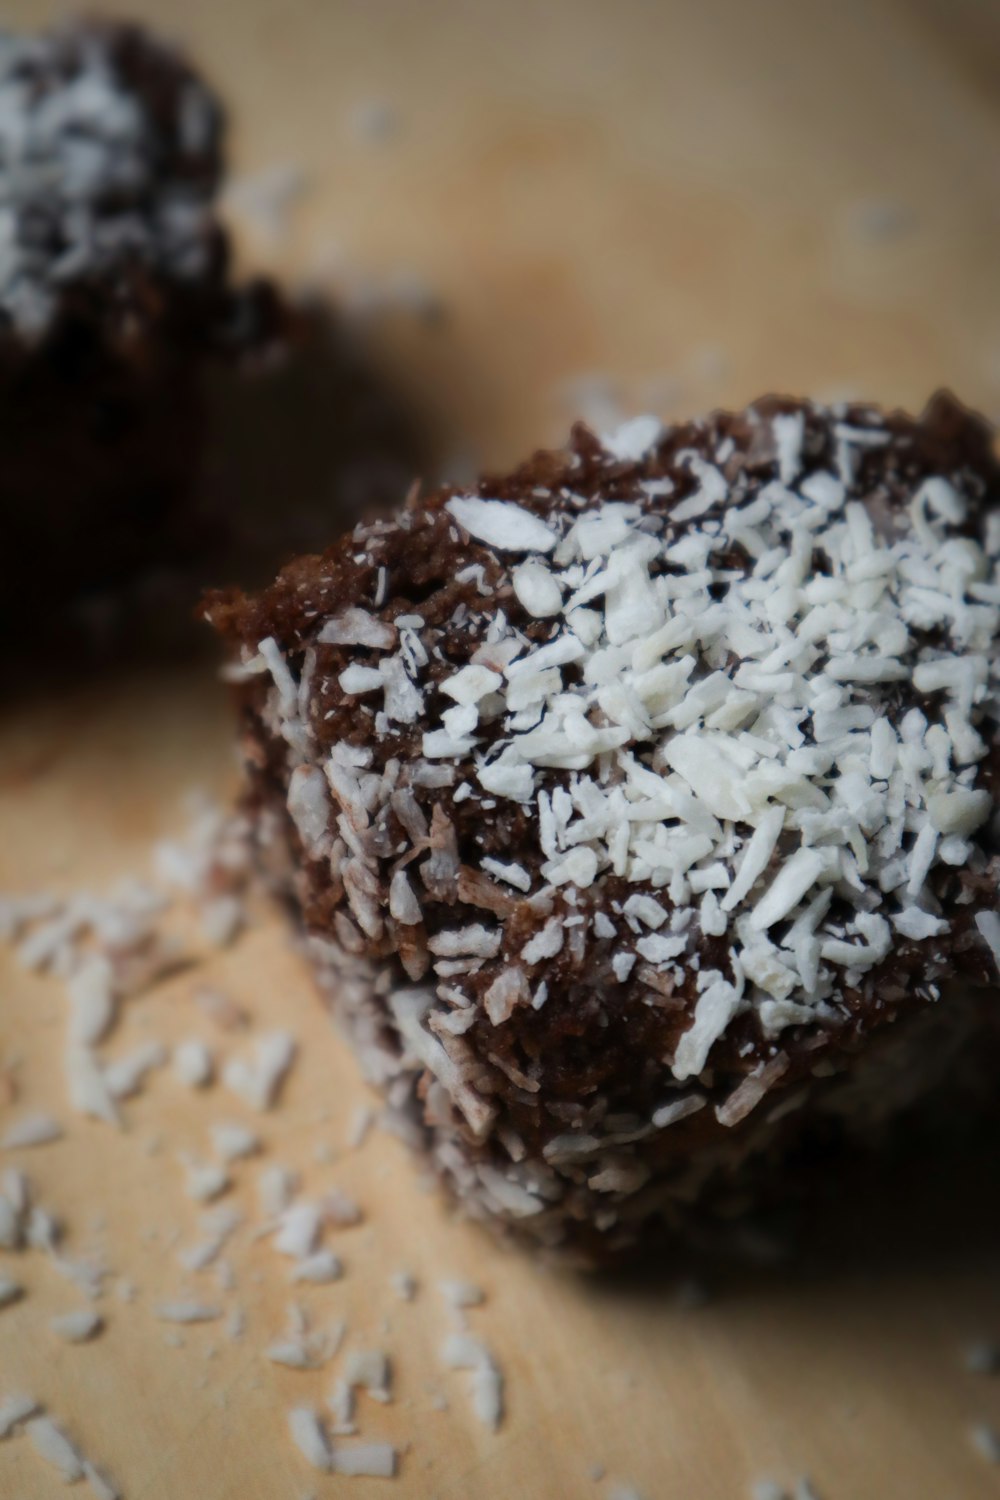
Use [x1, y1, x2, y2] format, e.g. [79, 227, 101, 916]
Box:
[0, 19, 287, 628]
[207, 392, 1000, 1259]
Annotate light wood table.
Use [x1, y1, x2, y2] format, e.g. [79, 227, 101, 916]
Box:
[2, 2, 1000, 1496]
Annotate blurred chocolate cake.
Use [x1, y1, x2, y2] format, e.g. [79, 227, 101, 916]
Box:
[0, 19, 286, 633]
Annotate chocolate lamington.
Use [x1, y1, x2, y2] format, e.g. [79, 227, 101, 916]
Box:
[208, 393, 1000, 1259]
[0, 19, 284, 623]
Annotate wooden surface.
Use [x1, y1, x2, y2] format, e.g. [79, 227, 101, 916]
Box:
[3, 2, 1000, 1496]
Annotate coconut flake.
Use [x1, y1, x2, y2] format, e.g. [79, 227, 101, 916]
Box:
[0, 1394, 38, 1438]
[50, 1308, 102, 1343]
[173, 1039, 214, 1089]
[600, 415, 664, 463]
[222, 1032, 296, 1111]
[446, 496, 557, 554]
[288, 1407, 333, 1471]
[1, 1113, 63, 1149]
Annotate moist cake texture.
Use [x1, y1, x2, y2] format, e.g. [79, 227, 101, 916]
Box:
[0, 19, 285, 626]
[208, 393, 1000, 1258]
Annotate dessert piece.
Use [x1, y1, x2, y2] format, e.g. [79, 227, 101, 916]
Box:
[207, 393, 1000, 1260]
[0, 19, 285, 629]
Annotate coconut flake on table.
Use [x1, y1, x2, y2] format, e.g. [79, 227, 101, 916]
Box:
[288, 1406, 334, 1471]
[749, 1483, 788, 1500]
[82, 1459, 121, 1500]
[199, 894, 244, 948]
[178, 1205, 243, 1272]
[1, 1112, 63, 1149]
[67, 955, 117, 1046]
[344, 1104, 374, 1150]
[0, 1274, 23, 1307]
[180, 1156, 231, 1204]
[50, 1308, 103, 1343]
[257, 1164, 300, 1218]
[342, 1348, 392, 1403]
[438, 1279, 485, 1311]
[267, 1338, 325, 1370]
[320, 1188, 363, 1228]
[173, 1039, 214, 1088]
[26, 1416, 85, 1481]
[0, 1393, 38, 1438]
[210, 1121, 261, 1163]
[154, 1301, 222, 1324]
[222, 1031, 297, 1110]
[104, 1041, 168, 1100]
[273, 1202, 325, 1258]
[289, 1250, 342, 1285]
[332, 1442, 397, 1478]
[439, 1333, 504, 1430]
[65, 1043, 120, 1125]
[390, 1269, 417, 1301]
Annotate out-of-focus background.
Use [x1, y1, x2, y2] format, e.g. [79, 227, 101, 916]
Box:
[13, 0, 1000, 476]
[3, 2, 1000, 1498]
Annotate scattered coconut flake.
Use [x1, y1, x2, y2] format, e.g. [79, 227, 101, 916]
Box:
[154, 1301, 221, 1324]
[290, 1251, 342, 1285]
[438, 1279, 485, 1311]
[223, 1031, 296, 1111]
[344, 1349, 391, 1402]
[181, 1156, 231, 1204]
[258, 1164, 300, 1217]
[173, 1039, 214, 1089]
[274, 1203, 324, 1259]
[749, 1483, 787, 1500]
[26, 1416, 85, 1481]
[332, 1442, 397, 1478]
[0, 1274, 23, 1307]
[1, 1112, 63, 1149]
[65, 1044, 119, 1127]
[288, 1407, 333, 1471]
[440, 1333, 504, 1430]
[320, 1188, 363, 1228]
[104, 1040, 167, 1100]
[268, 1339, 323, 1370]
[83, 1460, 121, 1500]
[211, 1122, 261, 1163]
[67, 956, 116, 1046]
[346, 1105, 374, 1150]
[50, 1308, 102, 1343]
[0, 1393, 38, 1438]
[200, 894, 244, 948]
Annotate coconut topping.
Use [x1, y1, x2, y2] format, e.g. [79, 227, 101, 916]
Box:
[235, 399, 1000, 1083]
[0, 22, 222, 336]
